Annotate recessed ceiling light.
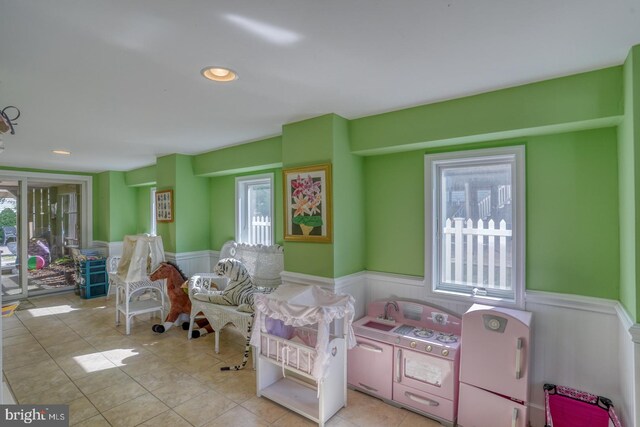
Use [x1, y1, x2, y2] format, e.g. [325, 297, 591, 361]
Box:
[52, 150, 71, 155]
[201, 66, 238, 82]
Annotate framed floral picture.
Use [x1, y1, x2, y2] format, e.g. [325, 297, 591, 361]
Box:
[155, 189, 173, 223]
[283, 163, 332, 242]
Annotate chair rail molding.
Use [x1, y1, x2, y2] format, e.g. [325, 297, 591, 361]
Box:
[280, 270, 338, 288]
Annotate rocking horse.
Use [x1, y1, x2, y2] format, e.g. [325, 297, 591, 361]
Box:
[149, 261, 213, 338]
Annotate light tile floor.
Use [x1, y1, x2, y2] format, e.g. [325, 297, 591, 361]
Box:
[2, 292, 443, 426]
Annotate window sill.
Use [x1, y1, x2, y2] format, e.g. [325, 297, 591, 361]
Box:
[425, 286, 524, 310]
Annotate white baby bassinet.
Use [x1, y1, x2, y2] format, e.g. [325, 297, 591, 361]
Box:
[251, 284, 356, 427]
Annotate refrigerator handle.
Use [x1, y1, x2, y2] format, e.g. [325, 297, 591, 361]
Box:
[515, 338, 523, 379]
[512, 407, 518, 427]
[396, 348, 402, 383]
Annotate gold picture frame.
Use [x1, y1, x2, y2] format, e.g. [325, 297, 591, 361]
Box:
[155, 189, 174, 223]
[283, 163, 332, 242]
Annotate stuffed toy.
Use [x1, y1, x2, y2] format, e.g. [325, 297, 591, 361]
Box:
[193, 258, 261, 370]
[149, 261, 213, 338]
[193, 258, 255, 313]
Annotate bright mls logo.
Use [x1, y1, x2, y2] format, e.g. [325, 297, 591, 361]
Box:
[1, 405, 68, 426]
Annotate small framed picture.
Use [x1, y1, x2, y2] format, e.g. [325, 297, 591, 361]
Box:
[283, 163, 332, 242]
[155, 189, 173, 223]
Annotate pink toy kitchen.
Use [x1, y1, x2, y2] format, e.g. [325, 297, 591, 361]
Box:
[348, 300, 532, 427]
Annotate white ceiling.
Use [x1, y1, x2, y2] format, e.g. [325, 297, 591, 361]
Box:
[1, 0, 639, 173]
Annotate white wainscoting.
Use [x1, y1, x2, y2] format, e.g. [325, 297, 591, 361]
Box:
[616, 303, 639, 427]
[351, 271, 638, 427]
[280, 271, 368, 319]
[166, 250, 213, 277]
[91, 240, 123, 257]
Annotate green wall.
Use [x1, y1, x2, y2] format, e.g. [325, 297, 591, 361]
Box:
[333, 115, 366, 277]
[95, 172, 110, 242]
[106, 171, 138, 242]
[350, 66, 623, 155]
[364, 128, 620, 300]
[527, 129, 619, 298]
[136, 186, 152, 234]
[151, 154, 210, 253]
[175, 155, 210, 253]
[209, 168, 283, 251]
[282, 115, 335, 277]
[618, 46, 640, 320]
[155, 155, 178, 252]
[193, 137, 282, 177]
[125, 165, 156, 187]
[364, 151, 425, 276]
[99, 45, 640, 321]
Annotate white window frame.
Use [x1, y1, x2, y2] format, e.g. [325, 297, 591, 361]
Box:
[424, 146, 525, 309]
[150, 187, 157, 235]
[235, 173, 274, 245]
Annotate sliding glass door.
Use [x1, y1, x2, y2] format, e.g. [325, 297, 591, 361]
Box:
[0, 173, 91, 301]
[0, 179, 24, 299]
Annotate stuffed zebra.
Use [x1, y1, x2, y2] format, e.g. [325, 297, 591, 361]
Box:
[220, 313, 254, 371]
[193, 258, 255, 313]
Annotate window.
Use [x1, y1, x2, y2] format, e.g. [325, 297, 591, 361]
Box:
[425, 146, 525, 308]
[236, 174, 273, 245]
[150, 187, 157, 235]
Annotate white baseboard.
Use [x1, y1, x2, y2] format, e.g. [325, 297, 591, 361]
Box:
[351, 271, 638, 427]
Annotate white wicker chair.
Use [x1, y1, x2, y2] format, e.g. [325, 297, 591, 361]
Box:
[187, 240, 284, 353]
[106, 256, 120, 299]
[113, 235, 167, 335]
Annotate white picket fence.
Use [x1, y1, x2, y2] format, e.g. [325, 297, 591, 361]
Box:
[442, 217, 512, 289]
[249, 215, 272, 245]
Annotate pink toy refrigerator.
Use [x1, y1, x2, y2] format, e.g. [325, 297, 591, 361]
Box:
[458, 304, 532, 427]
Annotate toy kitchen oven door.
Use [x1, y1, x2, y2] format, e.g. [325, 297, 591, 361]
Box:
[457, 304, 532, 427]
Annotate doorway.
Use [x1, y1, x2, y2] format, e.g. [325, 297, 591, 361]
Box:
[0, 173, 92, 300]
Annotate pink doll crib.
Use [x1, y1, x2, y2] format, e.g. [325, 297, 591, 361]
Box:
[544, 384, 622, 427]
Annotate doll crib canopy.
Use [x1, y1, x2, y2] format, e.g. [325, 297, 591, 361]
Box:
[116, 235, 165, 282]
[251, 284, 356, 380]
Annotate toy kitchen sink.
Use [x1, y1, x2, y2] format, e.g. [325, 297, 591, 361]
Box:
[348, 299, 462, 427]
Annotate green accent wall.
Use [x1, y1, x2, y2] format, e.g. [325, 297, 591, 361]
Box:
[281, 115, 335, 276]
[125, 165, 156, 187]
[281, 114, 366, 277]
[527, 129, 619, 298]
[89, 45, 640, 320]
[154, 154, 210, 253]
[209, 168, 283, 251]
[156, 155, 177, 252]
[364, 151, 425, 276]
[136, 186, 152, 234]
[93, 171, 138, 242]
[106, 171, 137, 241]
[364, 128, 620, 300]
[94, 172, 110, 242]
[332, 115, 366, 277]
[282, 115, 335, 167]
[350, 66, 623, 155]
[193, 136, 282, 177]
[618, 46, 640, 321]
[175, 155, 210, 253]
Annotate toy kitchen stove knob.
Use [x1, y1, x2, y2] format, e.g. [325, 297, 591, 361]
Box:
[410, 341, 416, 348]
[425, 345, 432, 352]
[442, 349, 449, 357]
